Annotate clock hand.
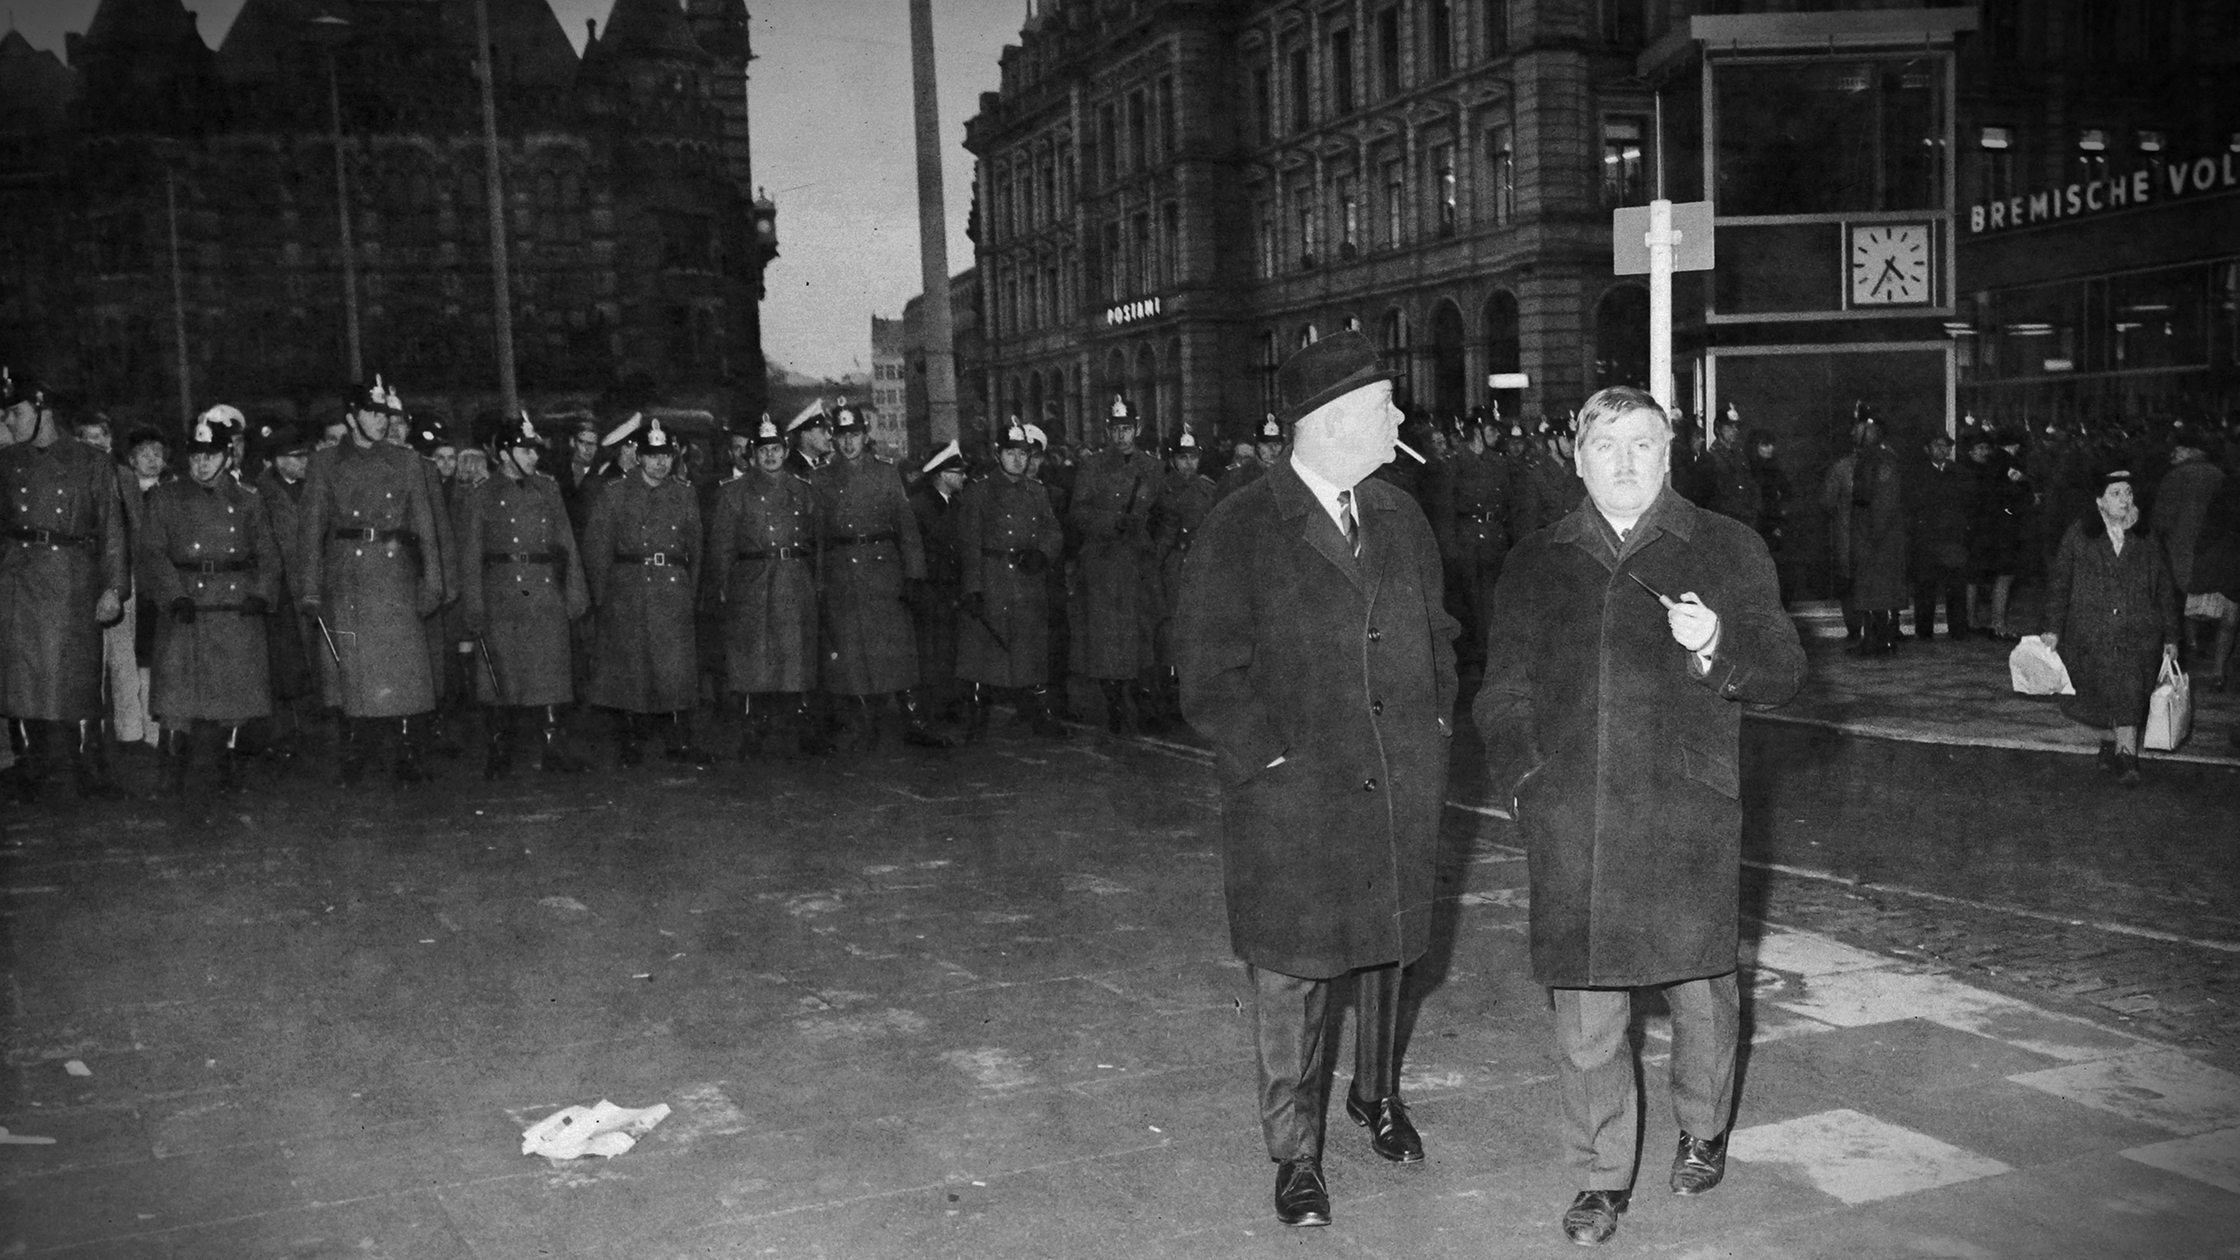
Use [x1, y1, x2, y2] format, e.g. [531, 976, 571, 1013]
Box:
[1872, 258, 1903, 296]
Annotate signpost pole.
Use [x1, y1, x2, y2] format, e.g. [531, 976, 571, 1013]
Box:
[1646, 197, 1676, 410]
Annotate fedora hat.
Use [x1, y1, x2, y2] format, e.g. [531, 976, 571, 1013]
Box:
[1274, 331, 1396, 427]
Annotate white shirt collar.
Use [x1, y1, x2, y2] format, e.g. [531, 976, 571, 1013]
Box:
[1290, 456, 1357, 536]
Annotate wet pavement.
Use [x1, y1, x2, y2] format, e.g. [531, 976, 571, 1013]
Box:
[3, 622, 2237, 1257]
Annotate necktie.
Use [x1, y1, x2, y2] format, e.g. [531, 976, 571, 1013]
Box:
[1338, 489, 1360, 556]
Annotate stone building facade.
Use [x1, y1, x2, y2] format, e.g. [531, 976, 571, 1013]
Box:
[0, 0, 777, 434]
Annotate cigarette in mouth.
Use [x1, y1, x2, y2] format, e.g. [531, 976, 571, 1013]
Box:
[1395, 439, 1426, 464]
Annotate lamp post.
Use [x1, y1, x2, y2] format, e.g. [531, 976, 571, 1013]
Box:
[471, 0, 519, 418]
[306, 11, 361, 383]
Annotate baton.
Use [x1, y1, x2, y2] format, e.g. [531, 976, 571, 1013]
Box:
[314, 613, 342, 662]
[474, 633, 504, 703]
[958, 598, 1010, 654]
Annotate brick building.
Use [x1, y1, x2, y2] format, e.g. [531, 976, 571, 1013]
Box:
[0, 0, 778, 435]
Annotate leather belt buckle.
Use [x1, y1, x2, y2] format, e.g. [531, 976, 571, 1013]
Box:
[197, 559, 220, 575]
[648, 551, 668, 567]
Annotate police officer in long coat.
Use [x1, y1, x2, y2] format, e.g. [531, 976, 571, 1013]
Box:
[296, 379, 448, 786]
[956, 422, 1066, 740]
[138, 415, 282, 798]
[908, 440, 968, 722]
[1148, 428, 1216, 729]
[584, 418, 712, 766]
[1069, 396, 1165, 732]
[1214, 414, 1285, 505]
[252, 422, 322, 765]
[1429, 411, 1514, 676]
[462, 413, 591, 778]
[0, 369, 129, 803]
[406, 418, 467, 761]
[707, 416, 821, 758]
[813, 404, 948, 749]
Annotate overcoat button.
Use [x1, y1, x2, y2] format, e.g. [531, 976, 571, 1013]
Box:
[1371, 700, 1384, 715]
[1367, 627, 1381, 641]
[1363, 778, 1377, 792]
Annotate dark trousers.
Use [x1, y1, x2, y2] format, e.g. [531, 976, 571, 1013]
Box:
[1552, 972, 1739, 1191]
[1248, 962, 1402, 1163]
[1911, 563, 1971, 638]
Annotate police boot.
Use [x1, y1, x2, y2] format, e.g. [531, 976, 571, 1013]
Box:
[900, 690, 955, 749]
[484, 707, 517, 780]
[72, 719, 126, 801]
[963, 684, 992, 744]
[1098, 680, 1128, 734]
[835, 695, 875, 753]
[1025, 687, 1070, 740]
[3, 719, 51, 804]
[1132, 680, 1168, 736]
[615, 710, 646, 767]
[427, 708, 463, 760]
[262, 709, 300, 773]
[392, 717, 430, 785]
[663, 711, 717, 767]
[777, 696, 817, 760]
[539, 707, 591, 774]
[736, 696, 772, 761]
[215, 725, 247, 796]
[157, 726, 191, 800]
[339, 717, 370, 787]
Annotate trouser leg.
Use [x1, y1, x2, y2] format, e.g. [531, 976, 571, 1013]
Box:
[1024, 685, 1067, 739]
[106, 618, 143, 744]
[1942, 574, 1971, 636]
[1349, 963, 1403, 1101]
[1552, 986, 1637, 1191]
[614, 709, 644, 766]
[393, 716, 428, 784]
[1664, 972, 1741, 1139]
[1249, 964, 1335, 1164]
[900, 689, 954, 748]
[158, 724, 191, 798]
[72, 719, 123, 800]
[963, 683, 991, 742]
[484, 705, 516, 779]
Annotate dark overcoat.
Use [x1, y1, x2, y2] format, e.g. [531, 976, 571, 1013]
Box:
[1069, 447, 1164, 679]
[956, 471, 1064, 688]
[813, 455, 924, 695]
[1907, 460, 1976, 573]
[1211, 458, 1264, 506]
[582, 472, 701, 713]
[1966, 452, 2032, 577]
[1513, 450, 1585, 534]
[0, 436, 129, 720]
[1150, 470, 1216, 669]
[910, 481, 962, 695]
[1847, 445, 1909, 610]
[253, 467, 319, 702]
[298, 438, 445, 717]
[1175, 459, 1459, 980]
[138, 476, 281, 723]
[707, 467, 820, 695]
[1474, 488, 1804, 989]
[2047, 517, 2179, 729]
[460, 470, 587, 707]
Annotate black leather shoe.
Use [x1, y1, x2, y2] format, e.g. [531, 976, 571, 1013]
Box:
[1670, 1129, 1728, 1196]
[2096, 740, 2119, 773]
[1561, 1189, 1628, 1245]
[1345, 1091, 1424, 1163]
[1273, 1157, 1330, 1227]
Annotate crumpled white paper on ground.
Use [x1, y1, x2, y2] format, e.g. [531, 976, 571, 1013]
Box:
[520, 1100, 672, 1161]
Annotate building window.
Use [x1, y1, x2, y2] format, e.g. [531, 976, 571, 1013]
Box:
[2136, 129, 2165, 155]
[1486, 124, 1516, 224]
[1295, 190, 1317, 267]
[1331, 27, 1356, 116]
[1978, 126, 2017, 205]
[1289, 44, 1311, 132]
[1157, 76, 1176, 157]
[1336, 174, 1359, 256]
[1427, 0, 1454, 78]
[1600, 0, 1644, 47]
[1161, 201, 1180, 286]
[1484, 0, 1510, 57]
[2074, 128, 2110, 185]
[1432, 143, 1457, 236]
[1257, 202, 1275, 278]
[1128, 91, 1148, 172]
[1601, 115, 1648, 206]
[1103, 220, 1123, 301]
[1098, 104, 1118, 185]
[1382, 159, 1406, 247]
[1376, 7, 1402, 99]
[1134, 212, 1152, 292]
[1253, 65, 1273, 144]
[1041, 158, 1057, 226]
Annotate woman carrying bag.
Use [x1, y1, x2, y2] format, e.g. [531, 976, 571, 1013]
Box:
[2042, 466, 2180, 786]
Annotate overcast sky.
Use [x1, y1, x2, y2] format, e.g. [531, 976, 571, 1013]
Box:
[12, 0, 1029, 382]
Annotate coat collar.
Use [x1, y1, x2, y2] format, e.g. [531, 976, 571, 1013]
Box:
[1552, 483, 1699, 569]
[1270, 456, 1386, 592]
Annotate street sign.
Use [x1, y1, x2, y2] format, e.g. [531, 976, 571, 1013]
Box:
[1613, 200, 1715, 274]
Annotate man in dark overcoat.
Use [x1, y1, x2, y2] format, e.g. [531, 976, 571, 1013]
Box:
[252, 422, 322, 765]
[907, 440, 968, 722]
[1175, 331, 1459, 1229]
[1212, 413, 1282, 505]
[812, 405, 946, 750]
[1146, 428, 1215, 729]
[138, 415, 282, 798]
[707, 416, 821, 758]
[1847, 411, 1909, 655]
[1473, 385, 1804, 1247]
[0, 369, 129, 802]
[956, 423, 1066, 740]
[583, 418, 712, 766]
[1427, 410, 1513, 677]
[1070, 397, 1165, 732]
[461, 414, 592, 778]
[1907, 431, 1975, 640]
[297, 380, 447, 786]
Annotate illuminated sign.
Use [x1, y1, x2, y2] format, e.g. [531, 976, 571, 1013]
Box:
[1102, 297, 1164, 327]
[1968, 152, 2240, 234]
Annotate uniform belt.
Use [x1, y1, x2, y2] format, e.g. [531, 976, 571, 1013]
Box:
[827, 531, 898, 548]
[174, 557, 257, 574]
[981, 546, 1042, 566]
[5, 525, 94, 547]
[614, 551, 690, 567]
[734, 546, 813, 562]
[330, 527, 418, 545]
[482, 550, 564, 566]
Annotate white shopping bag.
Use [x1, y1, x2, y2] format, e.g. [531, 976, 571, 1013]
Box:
[2008, 634, 2074, 696]
[2144, 657, 2192, 752]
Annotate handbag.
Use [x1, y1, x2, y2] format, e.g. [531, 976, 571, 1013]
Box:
[2008, 634, 2074, 696]
[2144, 656, 2192, 752]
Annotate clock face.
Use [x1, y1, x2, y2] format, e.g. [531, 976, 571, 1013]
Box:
[1849, 223, 1933, 306]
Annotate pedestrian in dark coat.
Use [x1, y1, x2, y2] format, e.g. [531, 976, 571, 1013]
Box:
[1, 372, 131, 802]
[812, 406, 947, 748]
[1147, 430, 1217, 727]
[1846, 417, 1909, 654]
[708, 417, 822, 756]
[1426, 420, 1513, 672]
[1175, 331, 1459, 1230]
[1964, 431, 2031, 637]
[1906, 433, 1975, 639]
[297, 382, 447, 785]
[908, 443, 966, 715]
[2045, 466, 2180, 786]
[138, 417, 282, 796]
[408, 421, 467, 760]
[1474, 385, 1804, 1247]
[956, 424, 1066, 738]
[1700, 408, 1761, 527]
[253, 427, 320, 721]
[462, 415, 591, 777]
[1069, 399, 1165, 730]
[582, 419, 711, 766]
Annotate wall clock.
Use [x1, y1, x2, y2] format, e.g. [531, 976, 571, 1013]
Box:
[1848, 223, 1933, 306]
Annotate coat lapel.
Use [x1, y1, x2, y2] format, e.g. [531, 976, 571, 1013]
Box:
[1270, 458, 1365, 593]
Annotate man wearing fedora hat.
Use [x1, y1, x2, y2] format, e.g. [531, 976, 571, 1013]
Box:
[1174, 330, 1459, 1228]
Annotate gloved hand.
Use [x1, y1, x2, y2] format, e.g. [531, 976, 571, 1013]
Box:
[242, 593, 270, 617]
[95, 589, 124, 626]
[169, 596, 197, 626]
[958, 590, 987, 619]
